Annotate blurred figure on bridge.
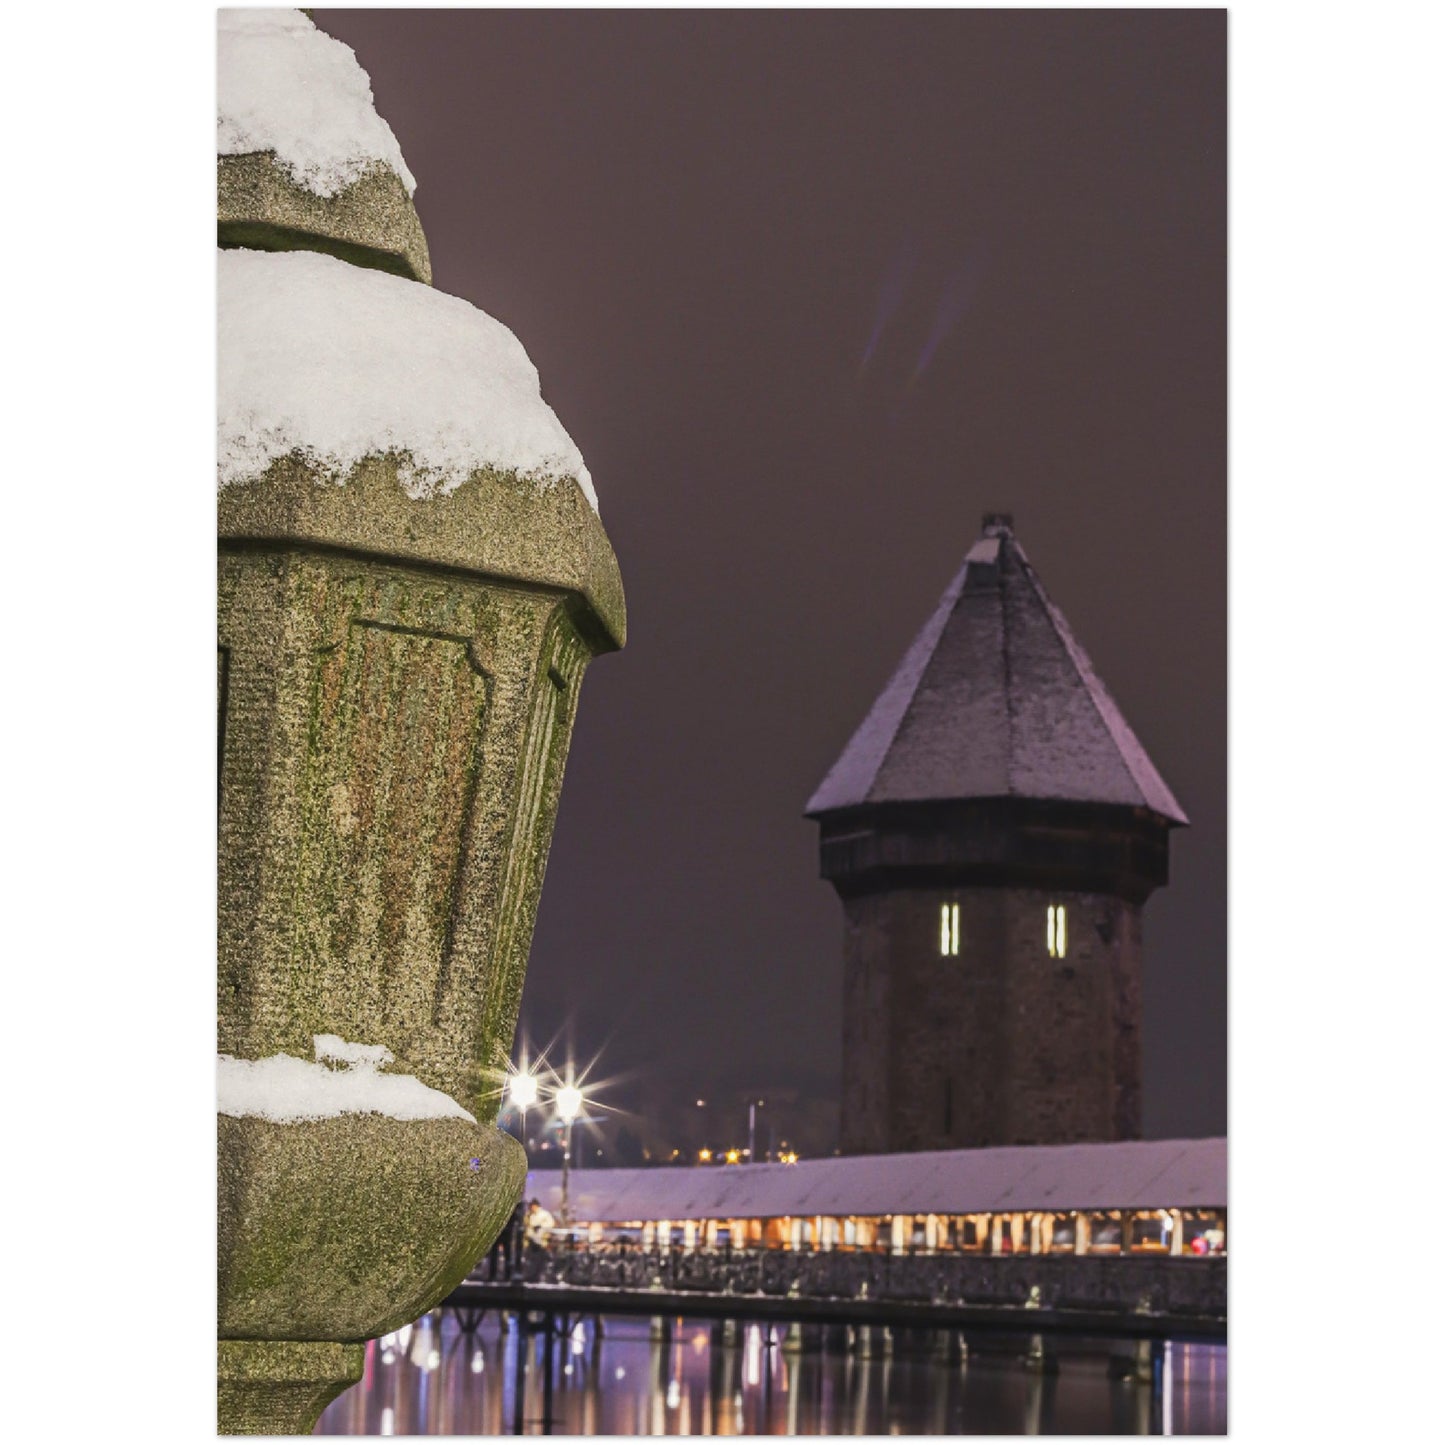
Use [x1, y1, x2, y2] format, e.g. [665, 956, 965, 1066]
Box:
[524, 1198, 557, 1252]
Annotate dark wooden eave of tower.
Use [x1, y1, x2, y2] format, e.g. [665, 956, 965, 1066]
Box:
[807, 514, 1187, 905]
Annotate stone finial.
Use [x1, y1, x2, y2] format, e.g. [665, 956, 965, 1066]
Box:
[217, 10, 433, 282]
[218, 152, 433, 284]
[982, 511, 1014, 535]
[216, 14, 623, 1435]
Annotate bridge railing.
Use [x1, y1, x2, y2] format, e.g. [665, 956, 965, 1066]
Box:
[471, 1240, 1226, 1320]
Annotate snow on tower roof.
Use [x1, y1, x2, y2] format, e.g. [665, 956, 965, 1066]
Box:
[806, 515, 1187, 823]
[218, 9, 417, 198]
[217, 248, 597, 510]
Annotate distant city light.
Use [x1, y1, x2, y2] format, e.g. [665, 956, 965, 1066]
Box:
[725, 1148, 741, 1165]
[781, 1150, 799, 1165]
[698, 1148, 712, 1162]
[696, 1099, 706, 1107]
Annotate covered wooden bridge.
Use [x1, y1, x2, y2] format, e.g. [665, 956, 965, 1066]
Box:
[450, 1138, 1226, 1339]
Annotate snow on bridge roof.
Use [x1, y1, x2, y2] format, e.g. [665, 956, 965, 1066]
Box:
[526, 1137, 1226, 1222]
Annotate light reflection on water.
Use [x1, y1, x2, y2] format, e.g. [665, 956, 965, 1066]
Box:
[316, 1311, 1226, 1435]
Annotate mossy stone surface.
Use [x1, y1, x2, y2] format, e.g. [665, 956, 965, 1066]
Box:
[218, 1339, 364, 1435]
[218, 152, 433, 284]
[217, 455, 623, 1432]
[219, 456, 624, 653]
[218, 1116, 524, 1340]
[219, 489, 616, 1108]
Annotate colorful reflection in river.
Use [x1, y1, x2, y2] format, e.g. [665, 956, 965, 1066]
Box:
[316, 1311, 1225, 1435]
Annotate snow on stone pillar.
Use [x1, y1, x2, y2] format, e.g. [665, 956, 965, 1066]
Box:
[215, 12, 624, 1434]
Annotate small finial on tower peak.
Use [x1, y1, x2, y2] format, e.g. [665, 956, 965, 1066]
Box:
[982, 512, 1014, 536]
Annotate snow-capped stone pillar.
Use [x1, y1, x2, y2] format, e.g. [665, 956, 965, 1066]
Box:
[217, 8, 431, 282]
[216, 11, 624, 1433]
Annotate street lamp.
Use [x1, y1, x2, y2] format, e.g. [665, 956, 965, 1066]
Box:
[508, 1067, 539, 1153]
[556, 1082, 584, 1226]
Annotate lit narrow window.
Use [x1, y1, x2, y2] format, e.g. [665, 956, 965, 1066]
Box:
[1047, 904, 1068, 959]
[940, 902, 960, 956]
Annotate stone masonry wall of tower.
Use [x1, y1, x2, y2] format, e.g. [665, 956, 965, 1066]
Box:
[839, 886, 1142, 1154]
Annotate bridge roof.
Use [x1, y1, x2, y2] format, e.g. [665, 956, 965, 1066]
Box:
[804, 515, 1187, 825]
[526, 1137, 1226, 1222]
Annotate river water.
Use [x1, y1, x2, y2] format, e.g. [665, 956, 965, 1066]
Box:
[315, 1311, 1226, 1435]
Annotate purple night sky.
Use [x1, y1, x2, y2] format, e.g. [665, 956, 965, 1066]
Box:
[319, 8, 1226, 1142]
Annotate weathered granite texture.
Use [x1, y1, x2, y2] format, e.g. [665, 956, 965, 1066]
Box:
[218, 151, 433, 284]
[218, 459, 622, 1109]
[218, 453, 623, 1432]
[218, 1115, 524, 1339]
[217, 1340, 363, 1436]
[219, 454, 624, 657]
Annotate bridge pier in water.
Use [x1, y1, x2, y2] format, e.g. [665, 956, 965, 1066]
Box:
[781, 1320, 826, 1355]
[1107, 1336, 1157, 1382]
[1022, 1332, 1061, 1374]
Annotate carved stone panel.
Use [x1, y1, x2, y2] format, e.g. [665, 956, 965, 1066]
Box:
[291, 612, 492, 1054]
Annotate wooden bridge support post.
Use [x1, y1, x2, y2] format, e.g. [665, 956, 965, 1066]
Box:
[1022, 1333, 1059, 1374]
[781, 1321, 824, 1355]
[1107, 1337, 1154, 1382]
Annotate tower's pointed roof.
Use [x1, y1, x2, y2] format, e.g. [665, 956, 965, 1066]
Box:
[806, 515, 1187, 824]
